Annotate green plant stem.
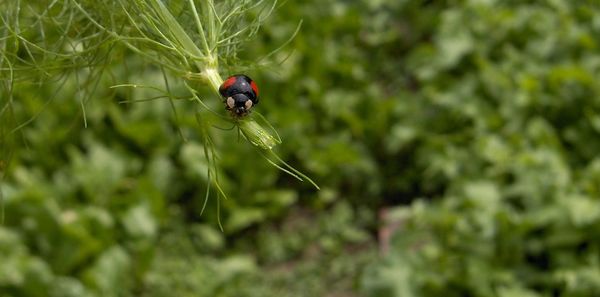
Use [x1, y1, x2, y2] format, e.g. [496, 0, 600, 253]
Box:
[202, 66, 222, 95]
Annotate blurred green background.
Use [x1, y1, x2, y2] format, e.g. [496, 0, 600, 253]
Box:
[2, 0, 600, 296]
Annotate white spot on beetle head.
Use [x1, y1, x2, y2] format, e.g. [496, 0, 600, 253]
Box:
[245, 100, 253, 110]
[226, 97, 235, 109]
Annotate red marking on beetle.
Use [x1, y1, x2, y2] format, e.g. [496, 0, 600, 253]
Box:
[220, 76, 237, 91]
[250, 80, 259, 96]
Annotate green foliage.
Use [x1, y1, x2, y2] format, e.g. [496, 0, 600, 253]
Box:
[2, 0, 600, 296]
[357, 1, 600, 296]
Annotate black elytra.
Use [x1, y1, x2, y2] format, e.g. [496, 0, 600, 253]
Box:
[219, 74, 259, 116]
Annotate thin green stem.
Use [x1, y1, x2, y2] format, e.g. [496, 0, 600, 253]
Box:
[188, 0, 211, 54]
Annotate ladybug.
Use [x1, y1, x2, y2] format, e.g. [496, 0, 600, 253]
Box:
[219, 74, 259, 116]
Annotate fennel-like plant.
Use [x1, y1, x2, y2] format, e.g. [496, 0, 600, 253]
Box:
[0, 0, 318, 227]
